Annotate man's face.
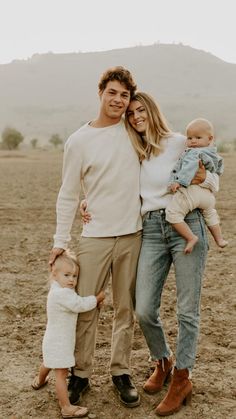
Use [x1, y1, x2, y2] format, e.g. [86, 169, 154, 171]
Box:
[99, 80, 130, 121]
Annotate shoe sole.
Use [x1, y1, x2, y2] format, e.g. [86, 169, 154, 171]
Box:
[119, 394, 141, 408]
[113, 386, 141, 408]
[143, 369, 172, 394]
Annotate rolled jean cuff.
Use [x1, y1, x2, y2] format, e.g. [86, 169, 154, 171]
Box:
[151, 349, 173, 362]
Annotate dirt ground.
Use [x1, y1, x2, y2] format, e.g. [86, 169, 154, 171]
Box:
[0, 149, 235, 419]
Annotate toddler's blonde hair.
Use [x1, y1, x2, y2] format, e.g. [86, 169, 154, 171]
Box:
[49, 250, 79, 282]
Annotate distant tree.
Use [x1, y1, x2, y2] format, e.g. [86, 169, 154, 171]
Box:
[49, 133, 63, 148]
[216, 141, 230, 153]
[31, 138, 38, 149]
[1, 127, 24, 150]
[233, 138, 236, 151]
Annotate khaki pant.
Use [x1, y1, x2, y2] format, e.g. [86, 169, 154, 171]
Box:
[166, 185, 219, 226]
[74, 231, 142, 378]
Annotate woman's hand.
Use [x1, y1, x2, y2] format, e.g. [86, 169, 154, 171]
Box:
[80, 199, 92, 223]
[191, 161, 206, 184]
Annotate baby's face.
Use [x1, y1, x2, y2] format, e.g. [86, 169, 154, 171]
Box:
[186, 125, 213, 148]
[55, 261, 78, 289]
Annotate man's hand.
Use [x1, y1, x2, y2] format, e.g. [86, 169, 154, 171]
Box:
[191, 161, 206, 185]
[48, 247, 65, 267]
[80, 199, 92, 224]
[170, 182, 181, 193]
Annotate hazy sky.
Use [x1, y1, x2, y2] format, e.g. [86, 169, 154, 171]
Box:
[1, 0, 236, 64]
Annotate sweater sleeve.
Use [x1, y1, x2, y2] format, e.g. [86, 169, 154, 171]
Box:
[200, 171, 219, 193]
[58, 289, 97, 313]
[53, 137, 82, 248]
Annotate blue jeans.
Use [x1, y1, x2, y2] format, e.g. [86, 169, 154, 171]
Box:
[135, 209, 208, 371]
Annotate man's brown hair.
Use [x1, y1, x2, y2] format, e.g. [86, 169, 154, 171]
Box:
[98, 66, 137, 97]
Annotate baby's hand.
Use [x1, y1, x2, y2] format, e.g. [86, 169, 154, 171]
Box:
[80, 199, 92, 224]
[170, 182, 180, 193]
[96, 290, 105, 308]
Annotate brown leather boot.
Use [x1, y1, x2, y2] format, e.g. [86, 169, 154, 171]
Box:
[143, 357, 173, 394]
[155, 367, 192, 416]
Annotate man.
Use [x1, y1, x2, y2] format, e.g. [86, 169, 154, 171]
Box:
[49, 67, 142, 407]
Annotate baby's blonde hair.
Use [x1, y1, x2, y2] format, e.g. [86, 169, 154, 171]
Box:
[186, 118, 214, 136]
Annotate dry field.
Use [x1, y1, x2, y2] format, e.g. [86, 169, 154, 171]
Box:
[0, 150, 235, 419]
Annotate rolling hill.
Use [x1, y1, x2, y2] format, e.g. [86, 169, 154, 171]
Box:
[0, 43, 235, 144]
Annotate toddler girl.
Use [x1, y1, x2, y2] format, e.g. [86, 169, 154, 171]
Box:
[32, 250, 105, 418]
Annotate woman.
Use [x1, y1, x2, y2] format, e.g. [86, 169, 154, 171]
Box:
[125, 92, 218, 416]
[81, 92, 218, 415]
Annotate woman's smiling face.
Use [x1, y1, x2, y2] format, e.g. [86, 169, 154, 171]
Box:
[126, 100, 148, 133]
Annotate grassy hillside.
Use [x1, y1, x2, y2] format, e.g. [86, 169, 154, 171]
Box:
[0, 44, 235, 144]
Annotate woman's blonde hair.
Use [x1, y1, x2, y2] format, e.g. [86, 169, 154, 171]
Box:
[125, 92, 172, 161]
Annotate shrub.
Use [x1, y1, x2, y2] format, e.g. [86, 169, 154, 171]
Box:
[232, 138, 236, 151]
[49, 134, 63, 148]
[1, 127, 24, 150]
[216, 141, 230, 153]
[31, 138, 38, 149]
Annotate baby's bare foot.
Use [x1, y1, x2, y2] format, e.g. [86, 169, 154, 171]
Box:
[184, 235, 199, 254]
[217, 239, 228, 248]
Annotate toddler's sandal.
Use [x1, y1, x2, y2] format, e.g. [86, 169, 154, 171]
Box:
[61, 405, 88, 418]
[31, 376, 49, 390]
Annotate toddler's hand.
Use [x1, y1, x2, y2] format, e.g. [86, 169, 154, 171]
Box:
[96, 290, 105, 308]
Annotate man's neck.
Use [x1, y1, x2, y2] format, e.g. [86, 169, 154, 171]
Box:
[90, 115, 122, 128]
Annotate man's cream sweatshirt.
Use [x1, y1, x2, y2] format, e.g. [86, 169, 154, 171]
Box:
[54, 120, 142, 248]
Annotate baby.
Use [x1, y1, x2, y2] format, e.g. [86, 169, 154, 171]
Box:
[32, 250, 105, 418]
[166, 118, 228, 253]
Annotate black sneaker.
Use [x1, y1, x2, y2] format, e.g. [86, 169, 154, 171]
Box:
[112, 374, 140, 407]
[68, 375, 90, 405]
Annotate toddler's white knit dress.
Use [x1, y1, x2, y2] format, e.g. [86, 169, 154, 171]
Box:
[42, 280, 97, 368]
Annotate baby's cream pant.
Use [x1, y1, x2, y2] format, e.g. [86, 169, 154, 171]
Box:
[166, 185, 219, 226]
